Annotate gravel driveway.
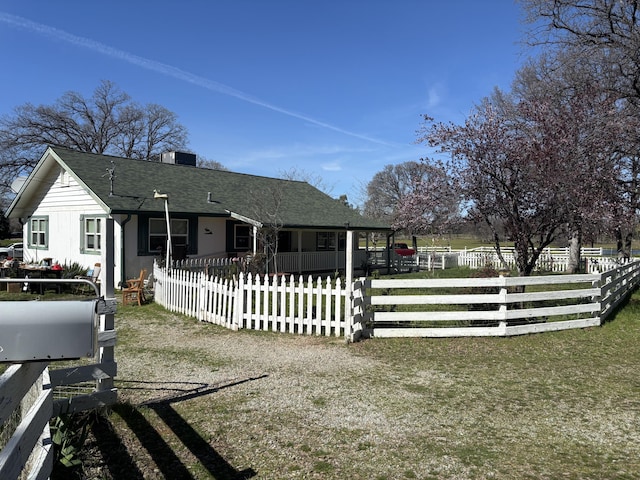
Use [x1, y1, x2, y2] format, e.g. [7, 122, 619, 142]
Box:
[73, 304, 640, 480]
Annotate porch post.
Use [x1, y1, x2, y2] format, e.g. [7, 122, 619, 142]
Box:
[297, 230, 302, 274]
[252, 225, 258, 254]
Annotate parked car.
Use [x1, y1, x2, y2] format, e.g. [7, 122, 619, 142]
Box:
[392, 242, 416, 256]
[0, 242, 23, 260]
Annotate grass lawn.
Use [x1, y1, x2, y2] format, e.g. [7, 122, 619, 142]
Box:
[51, 285, 640, 479]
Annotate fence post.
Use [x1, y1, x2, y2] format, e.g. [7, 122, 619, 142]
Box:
[233, 273, 244, 331]
[345, 230, 354, 340]
[593, 274, 602, 325]
[98, 217, 116, 395]
[196, 271, 204, 322]
[497, 275, 508, 335]
[348, 278, 366, 342]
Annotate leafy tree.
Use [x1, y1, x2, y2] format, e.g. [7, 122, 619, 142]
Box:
[0, 80, 188, 192]
[421, 67, 622, 276]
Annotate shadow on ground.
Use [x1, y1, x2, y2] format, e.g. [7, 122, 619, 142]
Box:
[87, 376, 266, 479]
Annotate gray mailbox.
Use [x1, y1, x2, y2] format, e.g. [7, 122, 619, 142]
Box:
[0, 300, 98, 362]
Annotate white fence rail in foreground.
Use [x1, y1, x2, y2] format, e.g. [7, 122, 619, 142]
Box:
[0, 363, 52, 480]
[364, 261, 640, 338]
[0, 292, 117, 480]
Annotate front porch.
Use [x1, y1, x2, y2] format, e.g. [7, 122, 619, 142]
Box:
[274, 250, 369, 275]
[177, 249, 371, 276]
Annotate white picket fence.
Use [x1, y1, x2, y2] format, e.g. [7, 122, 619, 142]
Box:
[154, 264, 350, 337]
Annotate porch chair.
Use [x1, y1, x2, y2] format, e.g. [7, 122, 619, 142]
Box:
[122, 269, 146, 306]
[74, 262, 101, 294]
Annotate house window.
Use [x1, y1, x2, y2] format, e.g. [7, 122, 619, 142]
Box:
[80, 215, 104, 254]
[317, 232, 336, 251]
[149, 218, 189, 254]
[29, 216, 48, 249]
[234, 225, 251, 250]
[316, 232, 346, 251]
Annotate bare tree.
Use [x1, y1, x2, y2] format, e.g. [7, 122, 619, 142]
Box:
[196, 155, 227, 170]
[252, 186, 284, 276]
[522, 0, 640, 103]
[0, 80, 189, 192]
[362, 161, 431, 225]
[278, 167, 334, 195]
[522, 1, 640, 258]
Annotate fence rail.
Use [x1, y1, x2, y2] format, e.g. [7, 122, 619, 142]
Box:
[0, 288, 117, 480]
[0, 363, 52, 480]
[364, 261, 640, 338]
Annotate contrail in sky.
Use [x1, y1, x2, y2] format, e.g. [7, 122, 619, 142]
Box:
[0, 12, 393, 146]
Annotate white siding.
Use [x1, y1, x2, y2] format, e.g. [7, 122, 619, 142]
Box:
[24, 169, 115, 287]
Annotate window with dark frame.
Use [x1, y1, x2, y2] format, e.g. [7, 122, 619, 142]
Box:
[234, 224, 251, 250]
[149, 218, 189, 254]
[316, 231, 346, 251]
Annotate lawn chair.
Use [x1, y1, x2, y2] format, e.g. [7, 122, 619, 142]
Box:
[74, 262, 101, 294]
[122, 269, 146, 306]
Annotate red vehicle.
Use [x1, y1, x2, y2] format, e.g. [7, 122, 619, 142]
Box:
[392, 242, 416, 256]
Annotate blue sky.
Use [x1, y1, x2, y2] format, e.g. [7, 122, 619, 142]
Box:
[0, 1, 528, 205]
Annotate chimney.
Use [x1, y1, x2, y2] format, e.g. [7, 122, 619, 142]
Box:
[160, 151, 197, 166]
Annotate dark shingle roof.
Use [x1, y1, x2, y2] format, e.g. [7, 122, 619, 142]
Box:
[52, 147, 389, 230]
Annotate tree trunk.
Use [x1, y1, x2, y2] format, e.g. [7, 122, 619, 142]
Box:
[567, 228, 582, 274]
[615, 226, 633, 262]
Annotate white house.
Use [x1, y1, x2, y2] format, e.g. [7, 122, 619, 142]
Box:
[6, 146, 390, 288]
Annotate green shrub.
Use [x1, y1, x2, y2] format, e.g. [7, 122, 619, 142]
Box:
[50, 411, 94, 474]
[61, 261, 88, 279]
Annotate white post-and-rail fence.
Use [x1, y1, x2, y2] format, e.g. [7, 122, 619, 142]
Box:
[368, 246, 618, 273]
[455, 249, 620, 273]
[155, 260, 640, 340]
[0, 334, 117, 480]
[0, 288, 117, 480]
[364, 260, 640, 338]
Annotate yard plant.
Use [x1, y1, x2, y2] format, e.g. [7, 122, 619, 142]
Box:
[66, 290, 640, 479]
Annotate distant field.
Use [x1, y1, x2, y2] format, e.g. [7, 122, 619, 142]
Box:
[384, 234, 620, 251]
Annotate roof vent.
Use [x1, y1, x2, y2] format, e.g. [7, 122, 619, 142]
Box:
[160, 151, 196, 166]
